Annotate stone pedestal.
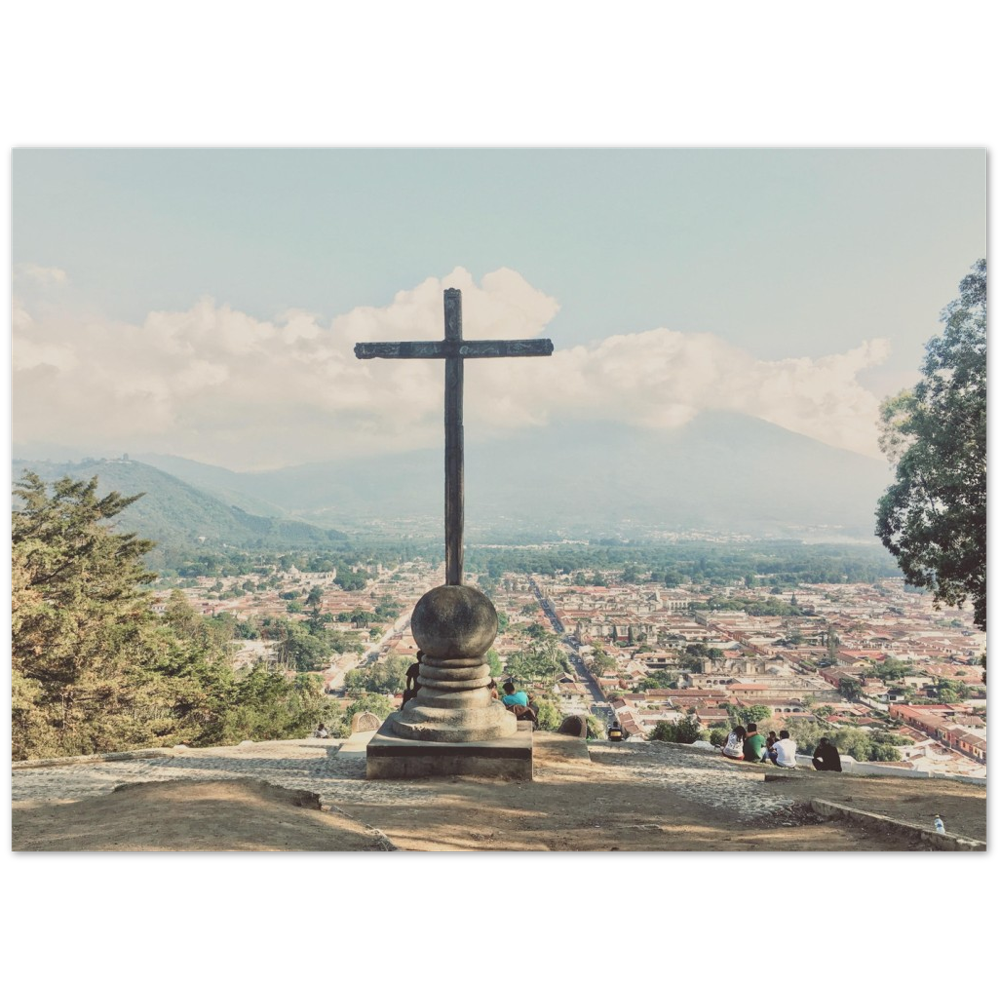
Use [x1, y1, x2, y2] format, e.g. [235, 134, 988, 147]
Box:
[366, 721, 533, 780]
[366, 583, 531, 779]
[391, 584, 517, 743]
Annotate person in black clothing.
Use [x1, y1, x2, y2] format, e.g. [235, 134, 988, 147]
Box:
[812, 737, 843, 772]
[401, 659, 422, 708]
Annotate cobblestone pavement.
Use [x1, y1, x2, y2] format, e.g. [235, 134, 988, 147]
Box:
[13, 737, 795, 821]
[11, 739, 440, 810]
[590, 742, 794, 819]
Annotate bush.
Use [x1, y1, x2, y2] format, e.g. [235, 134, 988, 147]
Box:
[534, 699, 563, 732]
[649, 718, 704, 744]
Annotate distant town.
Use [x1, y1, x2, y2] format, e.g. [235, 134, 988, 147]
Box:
[156, 554, 987, 778]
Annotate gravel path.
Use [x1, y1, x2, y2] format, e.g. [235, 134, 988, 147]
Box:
[590, 742, 794, 819]
[13, 737, 798, 824]
[11, 739, 443, 810]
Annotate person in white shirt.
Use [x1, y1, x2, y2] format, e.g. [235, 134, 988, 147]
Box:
[772, 729, 798, 768]
[721, 725, 747, 760]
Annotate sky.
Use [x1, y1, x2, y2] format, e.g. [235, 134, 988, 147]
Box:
[11, 148, 986, 470]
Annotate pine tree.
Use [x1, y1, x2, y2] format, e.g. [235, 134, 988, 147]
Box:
[12, 473, 326, 759]
[11, 473, 178, 757]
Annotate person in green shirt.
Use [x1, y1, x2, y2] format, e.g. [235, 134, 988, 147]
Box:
[743, 722, 767, 762]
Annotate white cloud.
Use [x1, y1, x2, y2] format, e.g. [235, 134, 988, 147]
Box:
[12, 297, 34, 331]
[12, 268, 890, 469]
[14, 263, 68, 286]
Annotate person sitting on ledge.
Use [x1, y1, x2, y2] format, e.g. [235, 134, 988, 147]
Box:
[501, 680, 529, 710]
[501, 681, 538, 727]
[812, 737, 842, 772]
[743, 722, 767, 762]
[313, 723, 329, 739]
[770, 729, 798, 768]
[721, 725, 747, 760]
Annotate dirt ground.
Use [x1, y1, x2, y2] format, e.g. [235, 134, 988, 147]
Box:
[11, 736, 987, 851]
[337, 738, 987, 852]
[777, 770, 988, 843]
[11, 779, 387, 852]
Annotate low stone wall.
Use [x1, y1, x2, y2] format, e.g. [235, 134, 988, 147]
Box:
[12, 748, 181, 770]
[811, 798, 986, 851]
[840, 759, 985, 785]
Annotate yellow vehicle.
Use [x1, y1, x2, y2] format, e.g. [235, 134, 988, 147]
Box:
[608, 720, 625, 742]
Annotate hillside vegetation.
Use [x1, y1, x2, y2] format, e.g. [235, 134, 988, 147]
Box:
[11, 458, 346, 566]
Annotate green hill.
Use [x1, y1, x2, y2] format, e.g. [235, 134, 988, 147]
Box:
[11, 458, 347, 553]
[133, 453, 291, 518]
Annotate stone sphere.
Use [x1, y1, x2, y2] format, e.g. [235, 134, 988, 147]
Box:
[411, 585, 498, 660]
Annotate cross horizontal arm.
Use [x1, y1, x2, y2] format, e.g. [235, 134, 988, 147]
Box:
[354, 341, 447, 359]
[462, 339, 554, 358]
[354, 339, 554, 360]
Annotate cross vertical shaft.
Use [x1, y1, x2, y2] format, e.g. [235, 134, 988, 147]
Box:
[444, 288, 464, 585]
[353, 287, 553, 589]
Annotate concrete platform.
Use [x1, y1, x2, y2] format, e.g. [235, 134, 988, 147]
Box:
[366, 720, 533, 780]
[338, 730, 377, 755]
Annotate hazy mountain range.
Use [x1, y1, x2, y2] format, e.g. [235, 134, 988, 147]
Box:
[11, 457, 347, 550]
[13, 413, 894, 547]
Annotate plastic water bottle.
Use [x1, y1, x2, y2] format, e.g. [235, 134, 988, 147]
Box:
[934, 815, 946, 834]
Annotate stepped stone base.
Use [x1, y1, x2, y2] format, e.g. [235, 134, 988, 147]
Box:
[366, 716, 533, 780]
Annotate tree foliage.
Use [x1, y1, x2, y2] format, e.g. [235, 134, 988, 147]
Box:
[486, 648, 503, 677]
[338, 693, 395, 735]
[345, 654, 409, 696]
[649, 718, 704, 744]
[11, 474, 325, 760]
[861, 656, 911, 683]
[533, 699, 563, 732]
[786, 720, 909, 762]
[726, 704, 772, 727]
[12, 474, 172, 757]
[505, 630, 568, 682]
[258, 615, 362, 669]
[636, 669, 679, 691]
[464, 540, 900, 588]
[876, 260, 986, 629]
[838, 676, 863, 699]
[589, 644, 616, 677]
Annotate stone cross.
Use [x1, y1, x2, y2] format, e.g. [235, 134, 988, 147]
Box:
[355, 288, 553, 585]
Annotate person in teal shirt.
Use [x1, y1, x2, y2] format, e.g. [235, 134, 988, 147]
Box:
[743, 722, 767, 762]
[501, 681, 528, 708]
